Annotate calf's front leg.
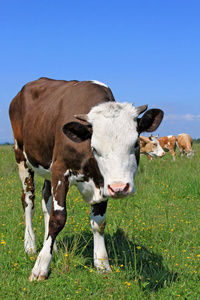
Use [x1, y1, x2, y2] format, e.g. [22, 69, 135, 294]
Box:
[90, 200, 111, 273]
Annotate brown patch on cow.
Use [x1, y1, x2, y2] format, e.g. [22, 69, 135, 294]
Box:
[98, 220, 106, 235]
[25, 173, 34, 192]
[61, 145, 88, 171]
[42, 180, 51, 204]
[82, 157, 104, 189]
[92, 200, 108, 217]
[21, 190, 26, 211]
[48, 210, 67, 254]
[14, 148, 26, 164]
[25, 170, 35, 209]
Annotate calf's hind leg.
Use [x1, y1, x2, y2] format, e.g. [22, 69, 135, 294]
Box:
[42, 180, 57, 251]
[29, 163, 68, 281]
[14, 147, 36, 254]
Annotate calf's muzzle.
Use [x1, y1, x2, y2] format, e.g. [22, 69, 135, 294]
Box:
[108, 183, 130, 198]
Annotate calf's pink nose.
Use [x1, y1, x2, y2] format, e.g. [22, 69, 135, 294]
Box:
[108, 183, 130, 197]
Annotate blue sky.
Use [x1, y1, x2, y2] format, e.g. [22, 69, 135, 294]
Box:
[0, 0, 200, 143]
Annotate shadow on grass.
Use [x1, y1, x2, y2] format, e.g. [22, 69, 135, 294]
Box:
[56, 228, 177, 292]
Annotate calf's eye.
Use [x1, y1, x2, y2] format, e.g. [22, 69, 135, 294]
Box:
[91, 146, 96, 153]
[92, 147, 100, 156]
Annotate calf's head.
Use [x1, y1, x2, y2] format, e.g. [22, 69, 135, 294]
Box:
[63, 102, 163, 198]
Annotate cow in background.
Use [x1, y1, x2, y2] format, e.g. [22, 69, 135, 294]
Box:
[140, 135, 165, 159]
[176, 133, 195, 158]
[157, 135, 177, 161]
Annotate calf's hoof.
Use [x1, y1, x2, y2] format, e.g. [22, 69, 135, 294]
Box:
[29, 272, 47, 281]
[95, 259, 112, 274]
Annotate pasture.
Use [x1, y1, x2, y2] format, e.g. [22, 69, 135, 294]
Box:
[0, 144, 200, 299]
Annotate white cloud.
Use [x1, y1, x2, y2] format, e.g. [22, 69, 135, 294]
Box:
[164, 114, 200, 122]
[181, 114, 200, 121]
[164, 114, 177, 121]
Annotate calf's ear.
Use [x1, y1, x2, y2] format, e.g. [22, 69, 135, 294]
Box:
[62, 122, 92, 143]
[137, 109, 164, 134]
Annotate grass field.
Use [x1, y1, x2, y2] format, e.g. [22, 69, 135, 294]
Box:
[0, 144, 200, 299]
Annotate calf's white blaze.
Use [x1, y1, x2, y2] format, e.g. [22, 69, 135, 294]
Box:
[149, 139, 165, 157]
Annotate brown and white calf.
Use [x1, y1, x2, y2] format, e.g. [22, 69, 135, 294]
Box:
[176, 133, 195, 158]
[157, 135, 177, 161]
[140, 135, 165, 159]
[9, 77, 164, 280]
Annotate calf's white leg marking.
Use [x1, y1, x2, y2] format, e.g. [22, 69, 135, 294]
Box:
[18, 161, 36, 254]
[51, 185, 65, 211]
[30, 236, 53, 281]
[42, 182, 57, 251]
[42, 196, 52, 244]
[90, 210, 111, 272]
[53, 197, 64, 211]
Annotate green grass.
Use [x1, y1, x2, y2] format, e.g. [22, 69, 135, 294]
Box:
[0, 144, 200, 299]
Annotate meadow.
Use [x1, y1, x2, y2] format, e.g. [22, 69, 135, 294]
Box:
[0, 144, 199, 299]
